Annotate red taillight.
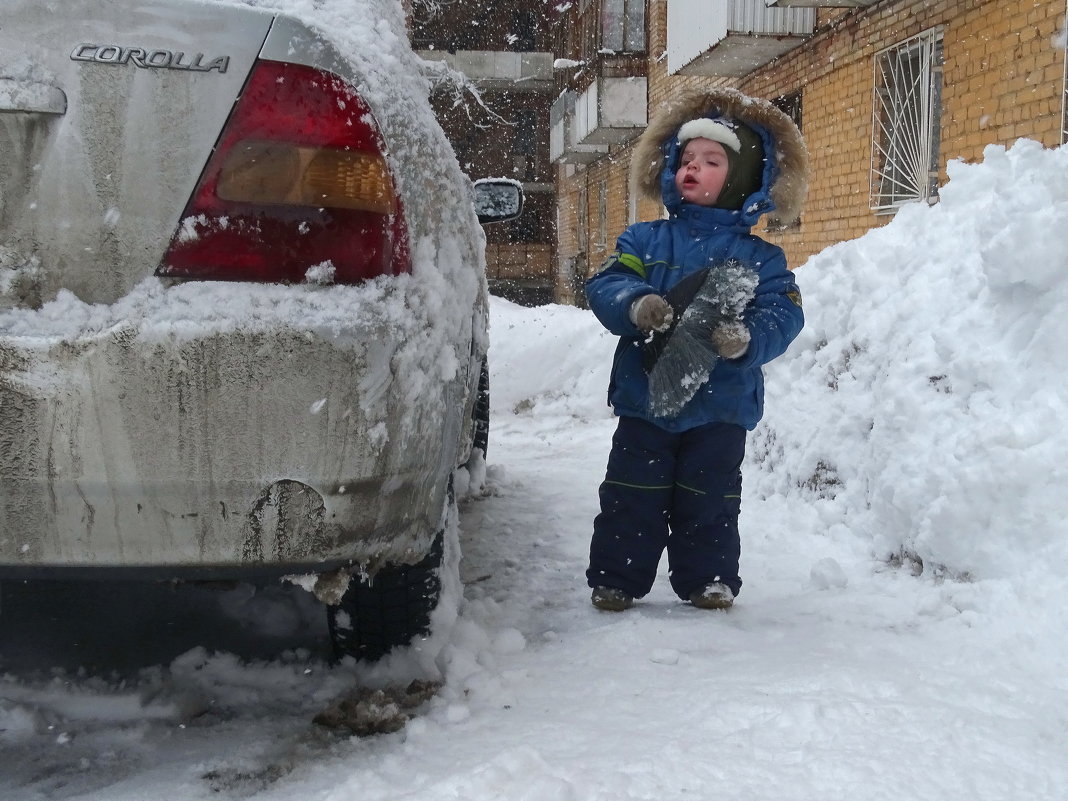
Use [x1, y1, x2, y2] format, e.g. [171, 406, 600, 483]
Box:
[158, 60, 410, 284]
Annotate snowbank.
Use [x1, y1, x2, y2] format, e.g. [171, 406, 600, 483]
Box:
[488, 299, 616, 422]
[752, 139, 1068, 585]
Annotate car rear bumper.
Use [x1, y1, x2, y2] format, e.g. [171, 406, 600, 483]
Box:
[0, 310, 465, 577]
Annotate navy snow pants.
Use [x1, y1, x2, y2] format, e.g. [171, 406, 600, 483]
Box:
[586, 415, 746, 600]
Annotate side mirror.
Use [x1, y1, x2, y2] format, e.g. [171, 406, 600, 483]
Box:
[472, 178, 524, 224]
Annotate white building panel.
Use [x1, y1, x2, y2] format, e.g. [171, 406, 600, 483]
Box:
[667, 0, 815, 76]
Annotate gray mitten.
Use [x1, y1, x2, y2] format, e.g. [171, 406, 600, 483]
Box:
[630, 294, 674, 333]
[711, 320, 751, 359]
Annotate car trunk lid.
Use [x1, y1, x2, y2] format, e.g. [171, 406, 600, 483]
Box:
[0, 0, 273, 308]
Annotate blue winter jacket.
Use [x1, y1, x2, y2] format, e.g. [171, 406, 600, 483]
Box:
[585, 124, 804, 433]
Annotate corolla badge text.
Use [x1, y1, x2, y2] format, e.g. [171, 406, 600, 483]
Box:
[71, 44, 229, 74]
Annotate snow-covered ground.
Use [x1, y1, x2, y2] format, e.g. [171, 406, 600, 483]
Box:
[2, 140, 1067, 800]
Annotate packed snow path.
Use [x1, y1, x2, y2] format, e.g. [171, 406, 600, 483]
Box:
[446, 385, 1066, 801]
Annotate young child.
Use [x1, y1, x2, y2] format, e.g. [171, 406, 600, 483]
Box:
[585, 89, 808, 611]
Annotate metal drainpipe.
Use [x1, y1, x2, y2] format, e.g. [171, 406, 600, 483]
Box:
[1062, 0, 1067, 144]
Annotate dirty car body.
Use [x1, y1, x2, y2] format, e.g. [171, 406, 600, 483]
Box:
[0, 0, 511, 655]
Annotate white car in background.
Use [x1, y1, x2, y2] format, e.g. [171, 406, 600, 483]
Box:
[0, 0, 520, 660]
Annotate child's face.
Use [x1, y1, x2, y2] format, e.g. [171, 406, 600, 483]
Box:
[675, 138, 730, 206]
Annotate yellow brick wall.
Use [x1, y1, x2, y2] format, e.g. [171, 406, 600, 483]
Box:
[485, 244, 553, 281]
[554, 0, 1067, 294]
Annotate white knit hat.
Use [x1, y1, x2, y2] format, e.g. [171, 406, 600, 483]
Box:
[676, 117, 741, 153]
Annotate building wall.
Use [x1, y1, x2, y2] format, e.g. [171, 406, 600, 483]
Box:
[553, 0, 1067, 294]
[743, 0, 1067, 269]
[411, 0, 552, 51]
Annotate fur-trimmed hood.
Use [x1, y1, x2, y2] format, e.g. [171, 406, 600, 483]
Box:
[631, 88, 808, 227]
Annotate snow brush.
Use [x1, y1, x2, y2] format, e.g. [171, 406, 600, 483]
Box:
[643, 260, 758, 419]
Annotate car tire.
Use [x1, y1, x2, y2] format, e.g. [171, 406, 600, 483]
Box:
[326, 484, 452, 663]
[472, 357, 490, 459]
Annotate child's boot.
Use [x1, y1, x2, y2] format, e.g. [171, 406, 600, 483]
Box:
[689, 582, 734, 610]
[591, 586, 634, 611]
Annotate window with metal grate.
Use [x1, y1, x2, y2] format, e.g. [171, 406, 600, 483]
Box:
[870, 29, 944, 213]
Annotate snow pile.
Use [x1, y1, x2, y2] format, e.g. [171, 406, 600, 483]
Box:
[752, 139, 1068, 585]
[487, 299, 616, 421]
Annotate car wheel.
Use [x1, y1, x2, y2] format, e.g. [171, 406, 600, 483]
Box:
[472, 357, 490, 459]
[327, 484, 453, 663]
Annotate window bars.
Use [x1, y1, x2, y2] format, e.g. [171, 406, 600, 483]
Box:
[596, 179, 608, 248]
[870, 29, 944, 212]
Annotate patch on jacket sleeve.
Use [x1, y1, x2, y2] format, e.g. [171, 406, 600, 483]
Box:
[596, 251, 646, 278]
[786, 288, 802, 307]
[615, 252, 647, 279]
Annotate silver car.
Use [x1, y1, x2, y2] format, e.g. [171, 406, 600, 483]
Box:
[0, 0, 520, 660]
